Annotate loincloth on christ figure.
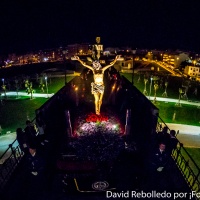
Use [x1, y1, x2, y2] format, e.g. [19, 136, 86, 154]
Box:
[91, 82, 104, 94]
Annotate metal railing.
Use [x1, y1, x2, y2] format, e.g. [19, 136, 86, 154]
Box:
[157, 116, 200, 198]
[0, 139, 23, 192]
[0, 117, 36, 193]
[0, 80, 72, 193]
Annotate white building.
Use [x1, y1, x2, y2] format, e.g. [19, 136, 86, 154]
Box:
[163, 52, 189, 68]
[184, 65, 200, 80]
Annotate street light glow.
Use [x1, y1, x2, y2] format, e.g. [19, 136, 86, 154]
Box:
[45, 76, 48, 97]
[149, 76, 153, 99]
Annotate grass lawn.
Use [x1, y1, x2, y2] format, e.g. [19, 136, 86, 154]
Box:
[156, 102, 200, 126]
[41, 76, 74, 93]
[121, 73, 200, 126]
[0, 98, 48, 135]
[122, 72, 200, 101]
[0, 76, 75, 135]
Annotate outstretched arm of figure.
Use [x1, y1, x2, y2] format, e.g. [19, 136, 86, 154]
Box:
[71, 56, 94, 71]
[102, 55, 120, 72]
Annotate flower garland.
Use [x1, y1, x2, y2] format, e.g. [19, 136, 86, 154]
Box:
[86, 113, 108, 122]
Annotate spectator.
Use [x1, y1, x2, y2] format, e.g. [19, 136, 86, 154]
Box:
[16, 127, 29, 155]
[149, 142, 170, 190]
[151, 142, 169, 172]
[36, 114, 48, 146]
[157, 126, 170, 147]
[167, 130, 178, 154]
[25, 145, 46, 199]
[24, 120, 38, 148]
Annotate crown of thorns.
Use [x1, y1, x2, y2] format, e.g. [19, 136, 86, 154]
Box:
[92, 61, 102, 70]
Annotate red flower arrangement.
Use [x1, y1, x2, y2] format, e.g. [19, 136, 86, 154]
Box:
[86, 113, 109, 122]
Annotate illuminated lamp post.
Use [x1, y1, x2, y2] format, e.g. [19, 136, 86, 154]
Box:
[125, 109, 131, 136]
[45, 76, 48, 98]
[65, 110, 72, 137]
[131, 60, 134, 85]
[2, 78, 6, 99]
[149, 76, 153, 100]
[176, 57, 179, 68]
[75, 87, 79, 106]
[111, 83, 116, 105]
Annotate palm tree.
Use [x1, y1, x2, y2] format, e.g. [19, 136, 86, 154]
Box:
[25, 79, 34, 99]
[39, 77, 45, 93]
[143, 78, 148, 96]
[14, 79, 20, 98]
[181, 80, 190, 100]
[181, 86, 188, 100]
[176, 88, 183, 107]
[153, 82, 159, 103]
[162, 81, 168, 97]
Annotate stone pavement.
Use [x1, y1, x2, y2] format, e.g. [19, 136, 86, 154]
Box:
[2, 91, 54, 98]
[166, 123, 200, 148]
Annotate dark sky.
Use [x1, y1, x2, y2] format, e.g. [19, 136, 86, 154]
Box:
[0, 0, 200, 54]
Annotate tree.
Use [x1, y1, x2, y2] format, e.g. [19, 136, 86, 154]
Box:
[182, 80, 190, 100]
[25, 79, 34, 99]
[1, 83, 7, 99]
[153, 81, 159, 103]
[143, 77, 148, 96]
[162, 81, 168, 97]
[39, 77, 45, 93]
[14, 78, 20, 98]
[176, 88, 184, 107]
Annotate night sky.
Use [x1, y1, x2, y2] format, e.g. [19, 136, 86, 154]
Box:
[0, 0, 200, 54]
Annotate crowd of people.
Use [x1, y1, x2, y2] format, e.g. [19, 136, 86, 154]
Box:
[16, 114, 49, 154]
[15, 114, 49, 199]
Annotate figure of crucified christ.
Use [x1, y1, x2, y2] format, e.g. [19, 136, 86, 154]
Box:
[72, 55, 119, 115]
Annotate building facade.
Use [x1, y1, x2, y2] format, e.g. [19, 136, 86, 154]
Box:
[184, 65, 200, 80]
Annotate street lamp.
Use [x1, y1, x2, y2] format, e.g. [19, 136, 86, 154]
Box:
[1, 78, 6, 99]
[75, 87, 79, 106]
[149, 76, 153, 100]
[45, 76, 48, 98]
[131, 61, 134, 85]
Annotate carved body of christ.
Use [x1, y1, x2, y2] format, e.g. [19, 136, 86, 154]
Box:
[72, 56, 119, 115]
